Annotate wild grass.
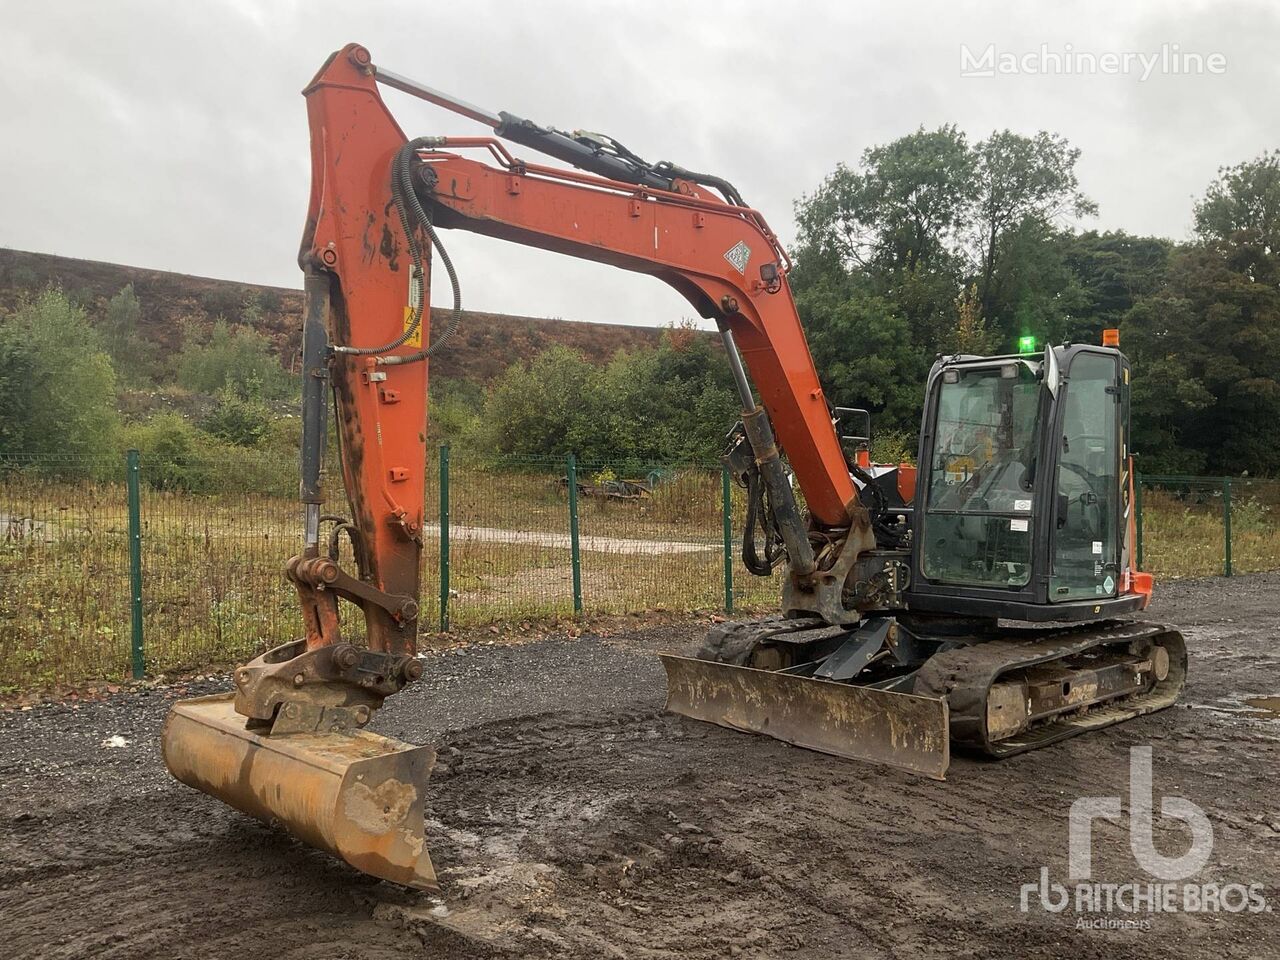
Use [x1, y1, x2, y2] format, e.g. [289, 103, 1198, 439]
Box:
[2, 467, 1276, 689]
[1140, 485, 1280, 579]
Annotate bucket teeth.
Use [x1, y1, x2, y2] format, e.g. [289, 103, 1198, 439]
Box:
[660, 654, 950, 780]
[162, 694, 437, 889]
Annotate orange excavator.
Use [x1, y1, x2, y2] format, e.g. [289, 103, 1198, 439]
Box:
[162, 44, 1186, 890]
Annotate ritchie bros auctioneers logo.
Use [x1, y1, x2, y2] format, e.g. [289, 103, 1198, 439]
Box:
[1020, 747, 1269, 930]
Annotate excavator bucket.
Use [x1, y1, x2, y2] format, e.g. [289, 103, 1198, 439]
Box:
[660, 655, 951, 780]
[162, 694, 437, 889]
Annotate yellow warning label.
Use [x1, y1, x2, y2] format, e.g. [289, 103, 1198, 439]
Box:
[403, 305, 423, 348]
[403, 265, 424, 348]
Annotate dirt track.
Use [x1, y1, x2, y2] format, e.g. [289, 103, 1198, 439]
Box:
[2, 576, 1278, 959]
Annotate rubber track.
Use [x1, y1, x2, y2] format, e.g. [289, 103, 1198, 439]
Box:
[913, 620, 1187, 757]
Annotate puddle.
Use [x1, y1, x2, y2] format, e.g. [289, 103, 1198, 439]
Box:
[1191, 695, 1280, 720]
[1241, 696, 1280, 719]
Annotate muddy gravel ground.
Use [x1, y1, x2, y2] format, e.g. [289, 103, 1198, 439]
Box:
[3, 576, 1278, 959]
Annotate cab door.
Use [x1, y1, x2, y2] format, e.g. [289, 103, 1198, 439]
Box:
[1049, 350, 1121, 601]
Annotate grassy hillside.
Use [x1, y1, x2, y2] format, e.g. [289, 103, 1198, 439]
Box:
[0, 247, 671, 383]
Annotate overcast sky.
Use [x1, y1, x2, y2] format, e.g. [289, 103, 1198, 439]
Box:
[4, 1, 1278, 328]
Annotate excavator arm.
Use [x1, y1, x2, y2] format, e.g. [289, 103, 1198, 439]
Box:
[302, 44, 866, 530]
[163, 43, 887, 892]
[282, 42, 880, 675]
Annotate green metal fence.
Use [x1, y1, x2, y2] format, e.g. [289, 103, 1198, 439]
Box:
[1136, 473, 1280, 579]
[0, 449, 771, 688]
[2, 451, 1274, 690]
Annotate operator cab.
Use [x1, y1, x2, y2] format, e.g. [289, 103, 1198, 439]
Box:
[907, 343, 1139, 622]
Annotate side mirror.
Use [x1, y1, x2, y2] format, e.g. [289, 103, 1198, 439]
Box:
[1043, 344, 1060, 397]
[833, 407, 872, 447]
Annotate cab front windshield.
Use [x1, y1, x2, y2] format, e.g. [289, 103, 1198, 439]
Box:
[923, 363, 1041, 588]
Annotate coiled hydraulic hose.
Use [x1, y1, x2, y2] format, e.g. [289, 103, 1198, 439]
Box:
[332, 137, 463, 364]
[849, 461, 910, 550]
[742, 466, 786, 576]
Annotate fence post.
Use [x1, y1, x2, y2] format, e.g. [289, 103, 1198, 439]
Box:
[438, 444, 450, 631]
[566, 453, 583, 614]
[126, 449, 144, 680]
[722, 465, 734, 613]
[1134, 471, 1144, 570]
[1222, 476, 1233, 578]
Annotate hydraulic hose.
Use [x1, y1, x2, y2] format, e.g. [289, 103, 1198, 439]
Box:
[742, 467, 785, 576]
[331, 138, 463, 364]
[849, 460, 910, 550]
[379, 141, 463, 366]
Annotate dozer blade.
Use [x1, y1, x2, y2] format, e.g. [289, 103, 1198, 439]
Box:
[162, 694, 437, 889]
[660, 654, 950, 780]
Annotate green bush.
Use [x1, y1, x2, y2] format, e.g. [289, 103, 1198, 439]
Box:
[176, 320, 295, 400]
[428, 377, 485, 445]
[201, 388, 272, 447]
[871, 430, 916, 465]
[0, 289, 119, 474]
[260, 414, 302, 459]
[475, 333, 738, 464]
[123, 414, 213, 491]
[124, 413, 295, 494]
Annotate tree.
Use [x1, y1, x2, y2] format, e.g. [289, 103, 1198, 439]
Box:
[950, 284, 998, 355]
[100, 284, 158, 383]
[0, 289, 119, 470]
[591, 331, 740, 463]
[791, 126, 988, 440]
[0, 334, 37, 452]
[1059, 231, 1172, 342]
[792, 126, 1098, 440]
[796, 125, 974, 278]
[970, 130, 1097, 326]
[476, 335, 740, 464]
[983, 218, 1089, 349]
[1123, 152, 1280, 473]
[1193, 150, 1280, 257]
[479, 346, 600, 459]
[795, 270, 926, 433]
[1122, 287, 1214, 473]
[201, 387, 271, 447]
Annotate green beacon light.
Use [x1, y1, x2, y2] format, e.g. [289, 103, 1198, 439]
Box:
[1017, 335, 1037, 354]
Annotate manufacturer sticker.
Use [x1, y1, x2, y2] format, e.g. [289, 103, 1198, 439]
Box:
[1103, 574, 1115, 593]
[724, 240, 751, 275]
[1014, 499, 1032, 512]
[1010, 518, 1029, 532]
